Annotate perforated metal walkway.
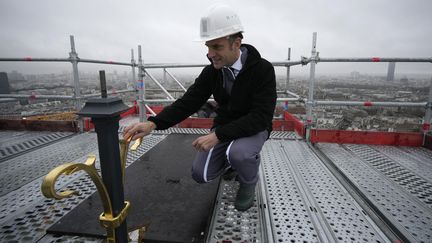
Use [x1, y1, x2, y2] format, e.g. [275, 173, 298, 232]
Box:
[0, 126, 431, 242]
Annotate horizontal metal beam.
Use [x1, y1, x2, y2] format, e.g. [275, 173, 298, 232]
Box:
[318, 57, 432, 63]
[272, 60, 307, 66]
[82, 89, 135, 98]
[2, 57, 431, 67]
[315, 100, 427, 108]
[143, 97, 301, 104]
[143, 63, 205, 69]
[0, 57, 70, 62]
[78, 58, 133, 66]
[0, 89, 135, 100]
[0, 94, 74, 100]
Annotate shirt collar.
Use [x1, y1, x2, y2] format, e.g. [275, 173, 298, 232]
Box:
[230, 49, 243, 72]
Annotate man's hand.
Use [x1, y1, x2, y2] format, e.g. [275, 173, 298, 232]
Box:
[123, 121, 157, 140]
[192, 132, 220, 152]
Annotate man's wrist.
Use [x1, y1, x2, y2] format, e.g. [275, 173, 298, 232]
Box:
[146, 121, 157, 130]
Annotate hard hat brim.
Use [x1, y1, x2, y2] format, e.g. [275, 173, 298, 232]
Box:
[193, 31, 244, 42]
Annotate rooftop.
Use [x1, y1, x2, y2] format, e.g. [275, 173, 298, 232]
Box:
[0, 115, 431, 242]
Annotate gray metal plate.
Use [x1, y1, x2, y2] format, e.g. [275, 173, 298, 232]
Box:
[0, 130, 73, 161]
[207, 180, 264, 242]
[269, 131, 301, 140]
[345, 144, 432, 208]
[261, 140, 389, 242]
[317, 143, 432, 243]
[0, 132, 98, 196]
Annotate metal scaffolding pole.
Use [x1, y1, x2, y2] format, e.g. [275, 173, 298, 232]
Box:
[144, 70, 175, 100]
[137, 45, 146, 122]
[0, 57, 70, 62]
[314, 100, 427, 108]
[131, 49, 137, 91]
[164, 69, 187, 92]
[145, 104, 157, 116]
[78, 58, 132, 66]
[142, 97, 300, 104]
[318, 57, 432, 63]
[0, 94, 74, 100]
[423, 77, 432, 136]
[305, 32, 317, 142]
[69, 35, 83, 132]
[83, 89, 135, 99]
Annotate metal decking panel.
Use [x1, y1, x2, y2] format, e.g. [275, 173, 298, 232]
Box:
[0, 133, 166, 242]
[207, 180, 265, 242]
[0, 131, 73, 161]
[261, 140, 389, 242]
[2, 124, 430, 242]
[0, 133, 98, 196]
[317, 143, 432, 243]
[345, 144, 432, 208]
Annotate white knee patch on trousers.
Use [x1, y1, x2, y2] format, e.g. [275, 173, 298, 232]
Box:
[203, 147, 214, 182]
[225, 140, 235, 165]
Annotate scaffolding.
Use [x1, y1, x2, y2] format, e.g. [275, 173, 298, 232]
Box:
[0, 33, 431, 138]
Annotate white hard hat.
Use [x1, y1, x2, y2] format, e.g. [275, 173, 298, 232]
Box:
[196, 4, 244, 42]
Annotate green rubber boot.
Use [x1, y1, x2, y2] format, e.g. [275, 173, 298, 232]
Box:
[234, 183, 256, 211]
[222, 168, 237, 180]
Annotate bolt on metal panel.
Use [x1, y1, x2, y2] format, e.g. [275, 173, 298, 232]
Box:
[317, 143, 432, 243]
[0, 134, 166, 242]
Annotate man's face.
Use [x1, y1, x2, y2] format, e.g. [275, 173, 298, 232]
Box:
[205, 36, 241, 69]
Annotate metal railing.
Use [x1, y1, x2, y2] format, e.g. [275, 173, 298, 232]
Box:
[303, 32, 432, 142]
[0, 35, 302, 131]
[0, 34, 431, 140]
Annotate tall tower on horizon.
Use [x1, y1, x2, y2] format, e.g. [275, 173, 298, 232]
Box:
[386, 62, 396, 81]
[0, 72, 10, 94]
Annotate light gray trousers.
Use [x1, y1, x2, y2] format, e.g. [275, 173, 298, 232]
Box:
[191, 130, 268, 185]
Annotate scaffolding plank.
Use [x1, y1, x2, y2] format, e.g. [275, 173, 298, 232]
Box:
[261, 140, 389, 242]
[317, 143, 432, 243]
[345, 144, 432, 208]
[0, 130, 73, 161]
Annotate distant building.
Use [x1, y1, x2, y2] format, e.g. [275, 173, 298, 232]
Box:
[350, 71, 360, 81]
[8, 70, 25, 81]
[0, 72, 10, 94]
[386, 62, 396, 81]
[400, 76, 409, 84]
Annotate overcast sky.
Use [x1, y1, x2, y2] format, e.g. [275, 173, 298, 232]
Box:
[0, 0, 431, 76]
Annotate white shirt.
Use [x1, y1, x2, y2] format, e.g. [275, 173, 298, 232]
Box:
[230, 49, 243, 77]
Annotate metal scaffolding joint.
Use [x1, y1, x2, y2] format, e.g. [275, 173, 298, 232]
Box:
[300, 56, 309, 65]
